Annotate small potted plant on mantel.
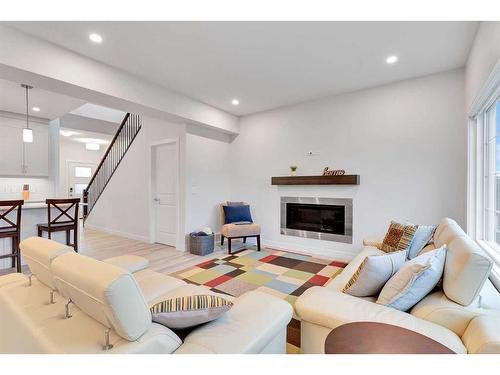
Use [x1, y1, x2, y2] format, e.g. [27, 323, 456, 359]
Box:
[289, 165, 298, 176]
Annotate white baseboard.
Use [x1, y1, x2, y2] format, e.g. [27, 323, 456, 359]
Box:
[84, 224, 150, 243]
[262, 239, 355, 262]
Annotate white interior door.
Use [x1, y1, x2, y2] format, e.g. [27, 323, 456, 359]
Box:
[67, 161, 96, 199]
[153, 143, 178, 246]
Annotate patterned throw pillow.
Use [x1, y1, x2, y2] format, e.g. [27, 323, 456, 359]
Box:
[342, 250, 407, 297]
[150, 295, 233, 329]
[381, 221, 418, 253]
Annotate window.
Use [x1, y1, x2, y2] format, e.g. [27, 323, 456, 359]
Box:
[74, 166, 92, 178]
[470, 65, 500, 289]
[484, 101, 500, 246]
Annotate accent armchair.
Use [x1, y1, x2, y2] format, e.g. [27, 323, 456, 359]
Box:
[220, 202, 261, 254]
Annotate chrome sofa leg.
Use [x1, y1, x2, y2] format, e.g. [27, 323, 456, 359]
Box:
[103, 329, 113, 351]
[28, 274, 33, 287]
[65, 299, 73, 319]
[49, 290, 55, 304]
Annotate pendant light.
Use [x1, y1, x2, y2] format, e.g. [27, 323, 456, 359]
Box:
[21, 84, 33, 143]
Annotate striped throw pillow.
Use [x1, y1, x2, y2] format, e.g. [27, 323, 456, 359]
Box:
[150, 295, 233, 329]
[381, 221, 417, 253]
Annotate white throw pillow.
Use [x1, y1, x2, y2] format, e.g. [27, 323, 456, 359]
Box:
[376, 246, 447, 311]
[342, 250, 407, 297]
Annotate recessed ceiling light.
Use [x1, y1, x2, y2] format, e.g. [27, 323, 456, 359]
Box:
[59, 130, 80, 137]
[85, 143, 100, 151]
[31, 107, 40, 112]
[231, 99, 240, 106]
[89, 33, 103, 43]
[386, 55, 399, 64]
[75, 137, 110, 145]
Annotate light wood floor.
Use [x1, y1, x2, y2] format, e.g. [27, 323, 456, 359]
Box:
[0, 225, 255, 276]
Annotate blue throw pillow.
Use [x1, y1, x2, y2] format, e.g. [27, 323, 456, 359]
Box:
[407, 225, 437, 259]
[223, 205, 253, 224]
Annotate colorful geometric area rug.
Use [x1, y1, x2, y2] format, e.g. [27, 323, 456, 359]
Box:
[170, 247, 347, 352]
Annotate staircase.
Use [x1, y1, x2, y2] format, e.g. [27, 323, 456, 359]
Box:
[83, 113, 142, 221]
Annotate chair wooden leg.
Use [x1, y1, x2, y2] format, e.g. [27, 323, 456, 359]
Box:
[221, 236, 224, 246]
[243, 237, 246, 243]
[11, 238, 16, 269]
[16, 237, 21, 273]
[37, 228, 42, 237]
[228, 238, 232, 254]
[66, 230, 70, 245]
[256, 235, 261, 251]
[74, 227, 78, 253]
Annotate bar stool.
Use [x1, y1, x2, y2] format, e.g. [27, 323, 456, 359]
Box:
[37, 198, 80, 252]
[0, 200, 24, 273]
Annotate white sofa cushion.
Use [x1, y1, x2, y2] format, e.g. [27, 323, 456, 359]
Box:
[103, 255, 149, 273]
[342, 250, 406, 297]
[20, 236, 73, 289]
[175, 291, 292, 354]
[443, 236, 493, 306]
[295, 286, 466, 354]
[462, 315, 500, 354]
[410, 290, 483, 336]
[51, 252, 151, 341]
[433, 217, 463, 245]
[133, 269, 187, 304]
[433, 217, 456, 244]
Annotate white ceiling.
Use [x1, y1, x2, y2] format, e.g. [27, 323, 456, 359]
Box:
[60, 127, 112, 146]
[70, 103, 127, 124]
[8, 22, 478, 116]
[0, 78, 86, 120]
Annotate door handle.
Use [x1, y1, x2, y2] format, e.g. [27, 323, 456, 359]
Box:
[153, 198, 160, 202]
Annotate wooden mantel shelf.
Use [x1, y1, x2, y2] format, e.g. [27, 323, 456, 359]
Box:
[271, 175, 360, 185]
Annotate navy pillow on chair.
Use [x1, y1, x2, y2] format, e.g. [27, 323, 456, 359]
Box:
[223, 205, 253, 224]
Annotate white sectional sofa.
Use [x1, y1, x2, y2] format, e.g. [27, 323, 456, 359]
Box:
[0, 237, 293, 354]
[295, 218, 500, 354]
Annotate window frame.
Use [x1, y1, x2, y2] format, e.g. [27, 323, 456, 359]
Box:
[468, 58, 500, 291]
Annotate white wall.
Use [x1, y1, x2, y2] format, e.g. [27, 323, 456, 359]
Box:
[85, 116, 187, 248]
[465, 22, 500, 108]
[185, 127, 232, 235]
[230, 69, 466, 260]
[85, 115, 235, 251]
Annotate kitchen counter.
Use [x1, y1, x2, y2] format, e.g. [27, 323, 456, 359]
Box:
[2, 201, 87, 210]
[22, 201, 48, 209]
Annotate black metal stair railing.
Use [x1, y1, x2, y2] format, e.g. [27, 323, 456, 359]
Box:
[83, 113, 142, 221]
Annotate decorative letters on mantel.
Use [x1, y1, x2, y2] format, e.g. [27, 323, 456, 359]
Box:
[322, 167, 345, 176]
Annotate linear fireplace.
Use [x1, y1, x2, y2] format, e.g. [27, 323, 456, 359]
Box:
[280, 197, 352, 243]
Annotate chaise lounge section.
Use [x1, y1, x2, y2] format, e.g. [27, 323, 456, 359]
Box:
[0, 237, 292, 354]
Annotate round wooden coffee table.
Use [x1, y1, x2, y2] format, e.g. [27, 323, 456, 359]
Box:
[324, 322, 455, 354]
